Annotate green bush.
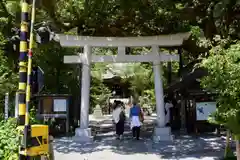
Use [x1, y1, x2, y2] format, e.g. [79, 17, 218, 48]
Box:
[0, 108, 45, 160]
[0, 118, 19, 160]
[224, 146, 236, 160]
[0, 113, 3, 121]
[29, 107, 42, 124]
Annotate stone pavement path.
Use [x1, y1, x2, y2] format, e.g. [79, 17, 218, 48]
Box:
[53, 133, 229, 160]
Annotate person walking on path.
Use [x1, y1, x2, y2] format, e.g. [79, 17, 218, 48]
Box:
[112, 103, 126, 140]
[129, 102, 144, 140]
[164, 97, 173, 127]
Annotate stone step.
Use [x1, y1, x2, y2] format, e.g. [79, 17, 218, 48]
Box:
[89, 119, 114, 125]
[90, 123, 154, 130]
[90, 123, 155, 136]
[89, 115, 156, 137]
[90, 119, 156, 124]
[93, 130, 155, 140]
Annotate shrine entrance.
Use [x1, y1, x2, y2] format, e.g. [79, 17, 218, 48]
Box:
[57, 33, 190, 142]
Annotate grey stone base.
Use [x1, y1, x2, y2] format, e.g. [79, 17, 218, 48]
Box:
[72, 128, 93, 142]
[153, 126, 173, 142]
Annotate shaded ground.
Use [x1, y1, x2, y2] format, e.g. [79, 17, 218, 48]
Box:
[54, 133, 230, 160]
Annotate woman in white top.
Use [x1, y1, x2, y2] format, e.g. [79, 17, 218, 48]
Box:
[112, 103, 125, 139]
[164, 98, 173, 126]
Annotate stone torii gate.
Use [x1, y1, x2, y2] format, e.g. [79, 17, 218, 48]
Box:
[57, 33, 190, 142]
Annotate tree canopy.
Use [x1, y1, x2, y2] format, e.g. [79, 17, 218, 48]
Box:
[0, 0, 239, 158]
[0, 0, 239, 129]
[201, 40, 240, 134]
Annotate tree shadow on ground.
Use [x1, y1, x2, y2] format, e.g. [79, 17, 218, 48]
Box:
[53, 132, 232, 159]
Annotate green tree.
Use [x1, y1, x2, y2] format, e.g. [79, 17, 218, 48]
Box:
[91, 63, 111, 113]
[0, 33, 17, 113]
[201, 40, 240, 159]
[33, 42, 80, 94]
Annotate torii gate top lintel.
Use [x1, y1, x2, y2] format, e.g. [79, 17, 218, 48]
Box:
[58, 32, 190, 63]
[57, 32, 190, 47]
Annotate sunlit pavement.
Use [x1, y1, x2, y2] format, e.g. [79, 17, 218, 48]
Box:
[54, 134, 228, 160]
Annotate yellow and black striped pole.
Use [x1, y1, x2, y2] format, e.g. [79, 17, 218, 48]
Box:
[18, 0, 29, 126]
[19, 1, 50, 159]
[20, 0, 36, 158]
[25, 0, 36, 126]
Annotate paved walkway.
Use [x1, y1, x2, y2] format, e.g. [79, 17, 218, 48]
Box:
[54, 134, 228, 160]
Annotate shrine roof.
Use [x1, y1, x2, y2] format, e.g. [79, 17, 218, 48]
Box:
[92, 63, 137, 79]
[166, 67, 208, 93]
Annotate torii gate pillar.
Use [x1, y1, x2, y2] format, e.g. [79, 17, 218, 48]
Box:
[74, 45, 92, 140]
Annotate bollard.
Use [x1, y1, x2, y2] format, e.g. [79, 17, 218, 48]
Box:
[49, 135, 54, 160]
[40, 135, 54, 160]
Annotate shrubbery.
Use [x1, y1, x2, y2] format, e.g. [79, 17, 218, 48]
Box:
[0, 107, 44, 160]
[0, 118, 19, 160]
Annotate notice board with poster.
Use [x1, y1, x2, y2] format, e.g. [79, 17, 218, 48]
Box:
[196, 101, 216, 121]
[35, 94, 71, 135]
[53, 99, 67, 112]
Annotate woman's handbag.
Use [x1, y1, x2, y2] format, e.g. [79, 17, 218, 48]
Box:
[139, 109, 144, 122]
[119, 110, 126, 122]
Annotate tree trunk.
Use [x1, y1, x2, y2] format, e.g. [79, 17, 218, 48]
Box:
[237, 139, 240, 160]
[225, 130, 230, 157]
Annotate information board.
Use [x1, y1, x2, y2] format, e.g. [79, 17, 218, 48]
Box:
[196, 101, 216, 121]
[53, 99, 67, 112]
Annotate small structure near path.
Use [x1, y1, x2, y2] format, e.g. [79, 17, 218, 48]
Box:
[93, 105, 104, 119]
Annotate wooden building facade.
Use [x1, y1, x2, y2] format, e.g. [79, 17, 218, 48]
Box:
[166, 56, 218, 133]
